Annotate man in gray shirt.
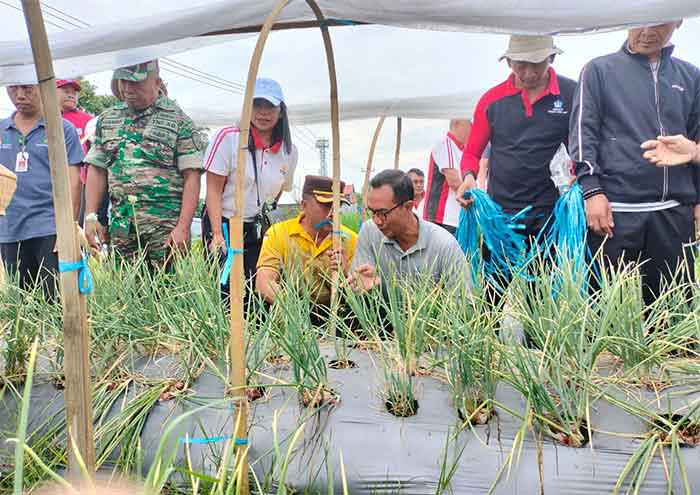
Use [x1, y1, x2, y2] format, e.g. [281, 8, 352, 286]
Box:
[349, 169, 471, 292]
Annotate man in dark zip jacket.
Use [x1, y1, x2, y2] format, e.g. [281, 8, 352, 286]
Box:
[569, 22, 700, 306]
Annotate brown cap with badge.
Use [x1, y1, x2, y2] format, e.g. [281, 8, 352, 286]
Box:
[303, 175, 349, 205]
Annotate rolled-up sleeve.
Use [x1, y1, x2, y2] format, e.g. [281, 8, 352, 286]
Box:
[64, 121, 85, 166]
[176, 118, 205, 171]
[84, 116, 110, 169]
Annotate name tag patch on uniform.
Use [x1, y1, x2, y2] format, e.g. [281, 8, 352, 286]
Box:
[15, 151, 28, 172]
[151, 116, 179, 133]
[547, 99, 568, 115]
[146, 126, 177, 144]
[101, 117, 125, 128]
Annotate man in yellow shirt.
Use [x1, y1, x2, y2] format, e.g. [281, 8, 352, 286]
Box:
[256, 175, 358, 306]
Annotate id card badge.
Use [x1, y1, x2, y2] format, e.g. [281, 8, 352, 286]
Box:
[15, 151, 28, 173]
[256, 222, 262, 240]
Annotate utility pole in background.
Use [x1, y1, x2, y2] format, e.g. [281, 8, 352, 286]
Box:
[316, 138, 329, 176]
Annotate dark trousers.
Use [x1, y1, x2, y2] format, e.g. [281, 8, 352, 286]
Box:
[587, 205, 695, 307]
[482, 206, 553, 309]
[204, 216, 263, 305]
[1, 235, 58, 300]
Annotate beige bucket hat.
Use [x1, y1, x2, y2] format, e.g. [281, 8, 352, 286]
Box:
[499, 35, 563, 63]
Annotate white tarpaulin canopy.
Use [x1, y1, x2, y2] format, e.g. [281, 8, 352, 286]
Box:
[190, 90, 482, 126]
[1, 0, 699, 85]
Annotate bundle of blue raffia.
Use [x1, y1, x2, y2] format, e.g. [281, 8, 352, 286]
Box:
[526, 182, 588, 296]
[456, 189, 529, 287]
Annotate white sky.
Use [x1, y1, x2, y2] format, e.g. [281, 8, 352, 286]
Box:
[1, 0, 699, 201]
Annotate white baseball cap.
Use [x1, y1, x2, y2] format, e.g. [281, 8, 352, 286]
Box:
[254, 78, 285, 106]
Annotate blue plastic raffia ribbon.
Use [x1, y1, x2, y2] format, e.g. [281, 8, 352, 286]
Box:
[455, 189, 530, 286]
[534, 183, 589, 295]
[178, 402, 248, 446]
[220, 223, 243, 286]
[58, 255, 93, 294]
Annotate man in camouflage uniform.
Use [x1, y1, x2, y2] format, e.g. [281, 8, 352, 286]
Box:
[84, 60, 204, 265]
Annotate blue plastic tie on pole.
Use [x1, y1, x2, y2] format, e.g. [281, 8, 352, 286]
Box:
[320, 18, 357, 28]
[177, 434, 249, 446]
[178, 400, 247, 446]
[179, 434, 232, 445]
[220, 223, 243, 286]
[58, 255, 93, 294]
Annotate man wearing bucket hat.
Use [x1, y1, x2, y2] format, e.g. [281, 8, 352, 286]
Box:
[455, 35, 576, 301]
[256, 175, 357, 306]
[84, 60, 206, 266]
[570, 22, 700, 307]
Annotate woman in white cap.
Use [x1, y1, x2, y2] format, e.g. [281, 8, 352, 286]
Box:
[203, 78, 298, 301]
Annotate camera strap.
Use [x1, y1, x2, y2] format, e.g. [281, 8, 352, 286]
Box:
[248, 134, 263, 211]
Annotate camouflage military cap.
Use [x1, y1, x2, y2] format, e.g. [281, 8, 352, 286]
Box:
[113, 60, 159, 82]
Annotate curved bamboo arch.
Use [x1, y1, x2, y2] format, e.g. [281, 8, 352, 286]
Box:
[361, 115, 404, 216]
[228, 1, 343, 491]
[360, 115, 386, 214]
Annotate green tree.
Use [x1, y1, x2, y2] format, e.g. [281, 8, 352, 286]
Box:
[77, 78, 118, 116]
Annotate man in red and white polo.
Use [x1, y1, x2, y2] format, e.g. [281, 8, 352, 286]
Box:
[424, 119, 471, 234]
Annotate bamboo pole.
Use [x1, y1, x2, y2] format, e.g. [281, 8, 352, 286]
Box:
[302, 0, 342, 330]
[202, 19, 369, 36]
[229, 1, 289, 493]
[361, 116, 386, 215]
[21, 0, 94, 477]
[393, 117, 402, 169]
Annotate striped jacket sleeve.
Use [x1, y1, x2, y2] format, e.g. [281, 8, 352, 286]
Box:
[569, 62, 605, 199]
[203, 127, 236, 176]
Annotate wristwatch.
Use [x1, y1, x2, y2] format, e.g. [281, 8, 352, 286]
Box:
[84, 212, 99, 224]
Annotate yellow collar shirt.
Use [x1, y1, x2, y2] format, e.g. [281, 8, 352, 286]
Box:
[257, 214, 358, 304]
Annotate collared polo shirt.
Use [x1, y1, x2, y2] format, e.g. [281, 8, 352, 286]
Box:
[62, 109, 92, 148]
[62, 108, 92, 183]
[204, 127, 298, 222]
[425, 132, 464, 227]
[0, 114, 84, 243]
[460, 67, 576, 210]
[257, 213, 357, 303]
[350, 216, 472, 290]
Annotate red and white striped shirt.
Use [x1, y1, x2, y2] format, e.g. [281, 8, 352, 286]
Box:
[424, 132, 464, 228]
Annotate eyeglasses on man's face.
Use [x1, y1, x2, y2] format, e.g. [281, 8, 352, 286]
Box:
[366, 202, 406, 222]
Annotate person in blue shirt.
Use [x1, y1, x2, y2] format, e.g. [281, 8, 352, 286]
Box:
[0, 83, 84, 299]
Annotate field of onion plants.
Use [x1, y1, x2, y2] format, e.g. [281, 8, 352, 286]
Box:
[2, 250, 700, 494]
